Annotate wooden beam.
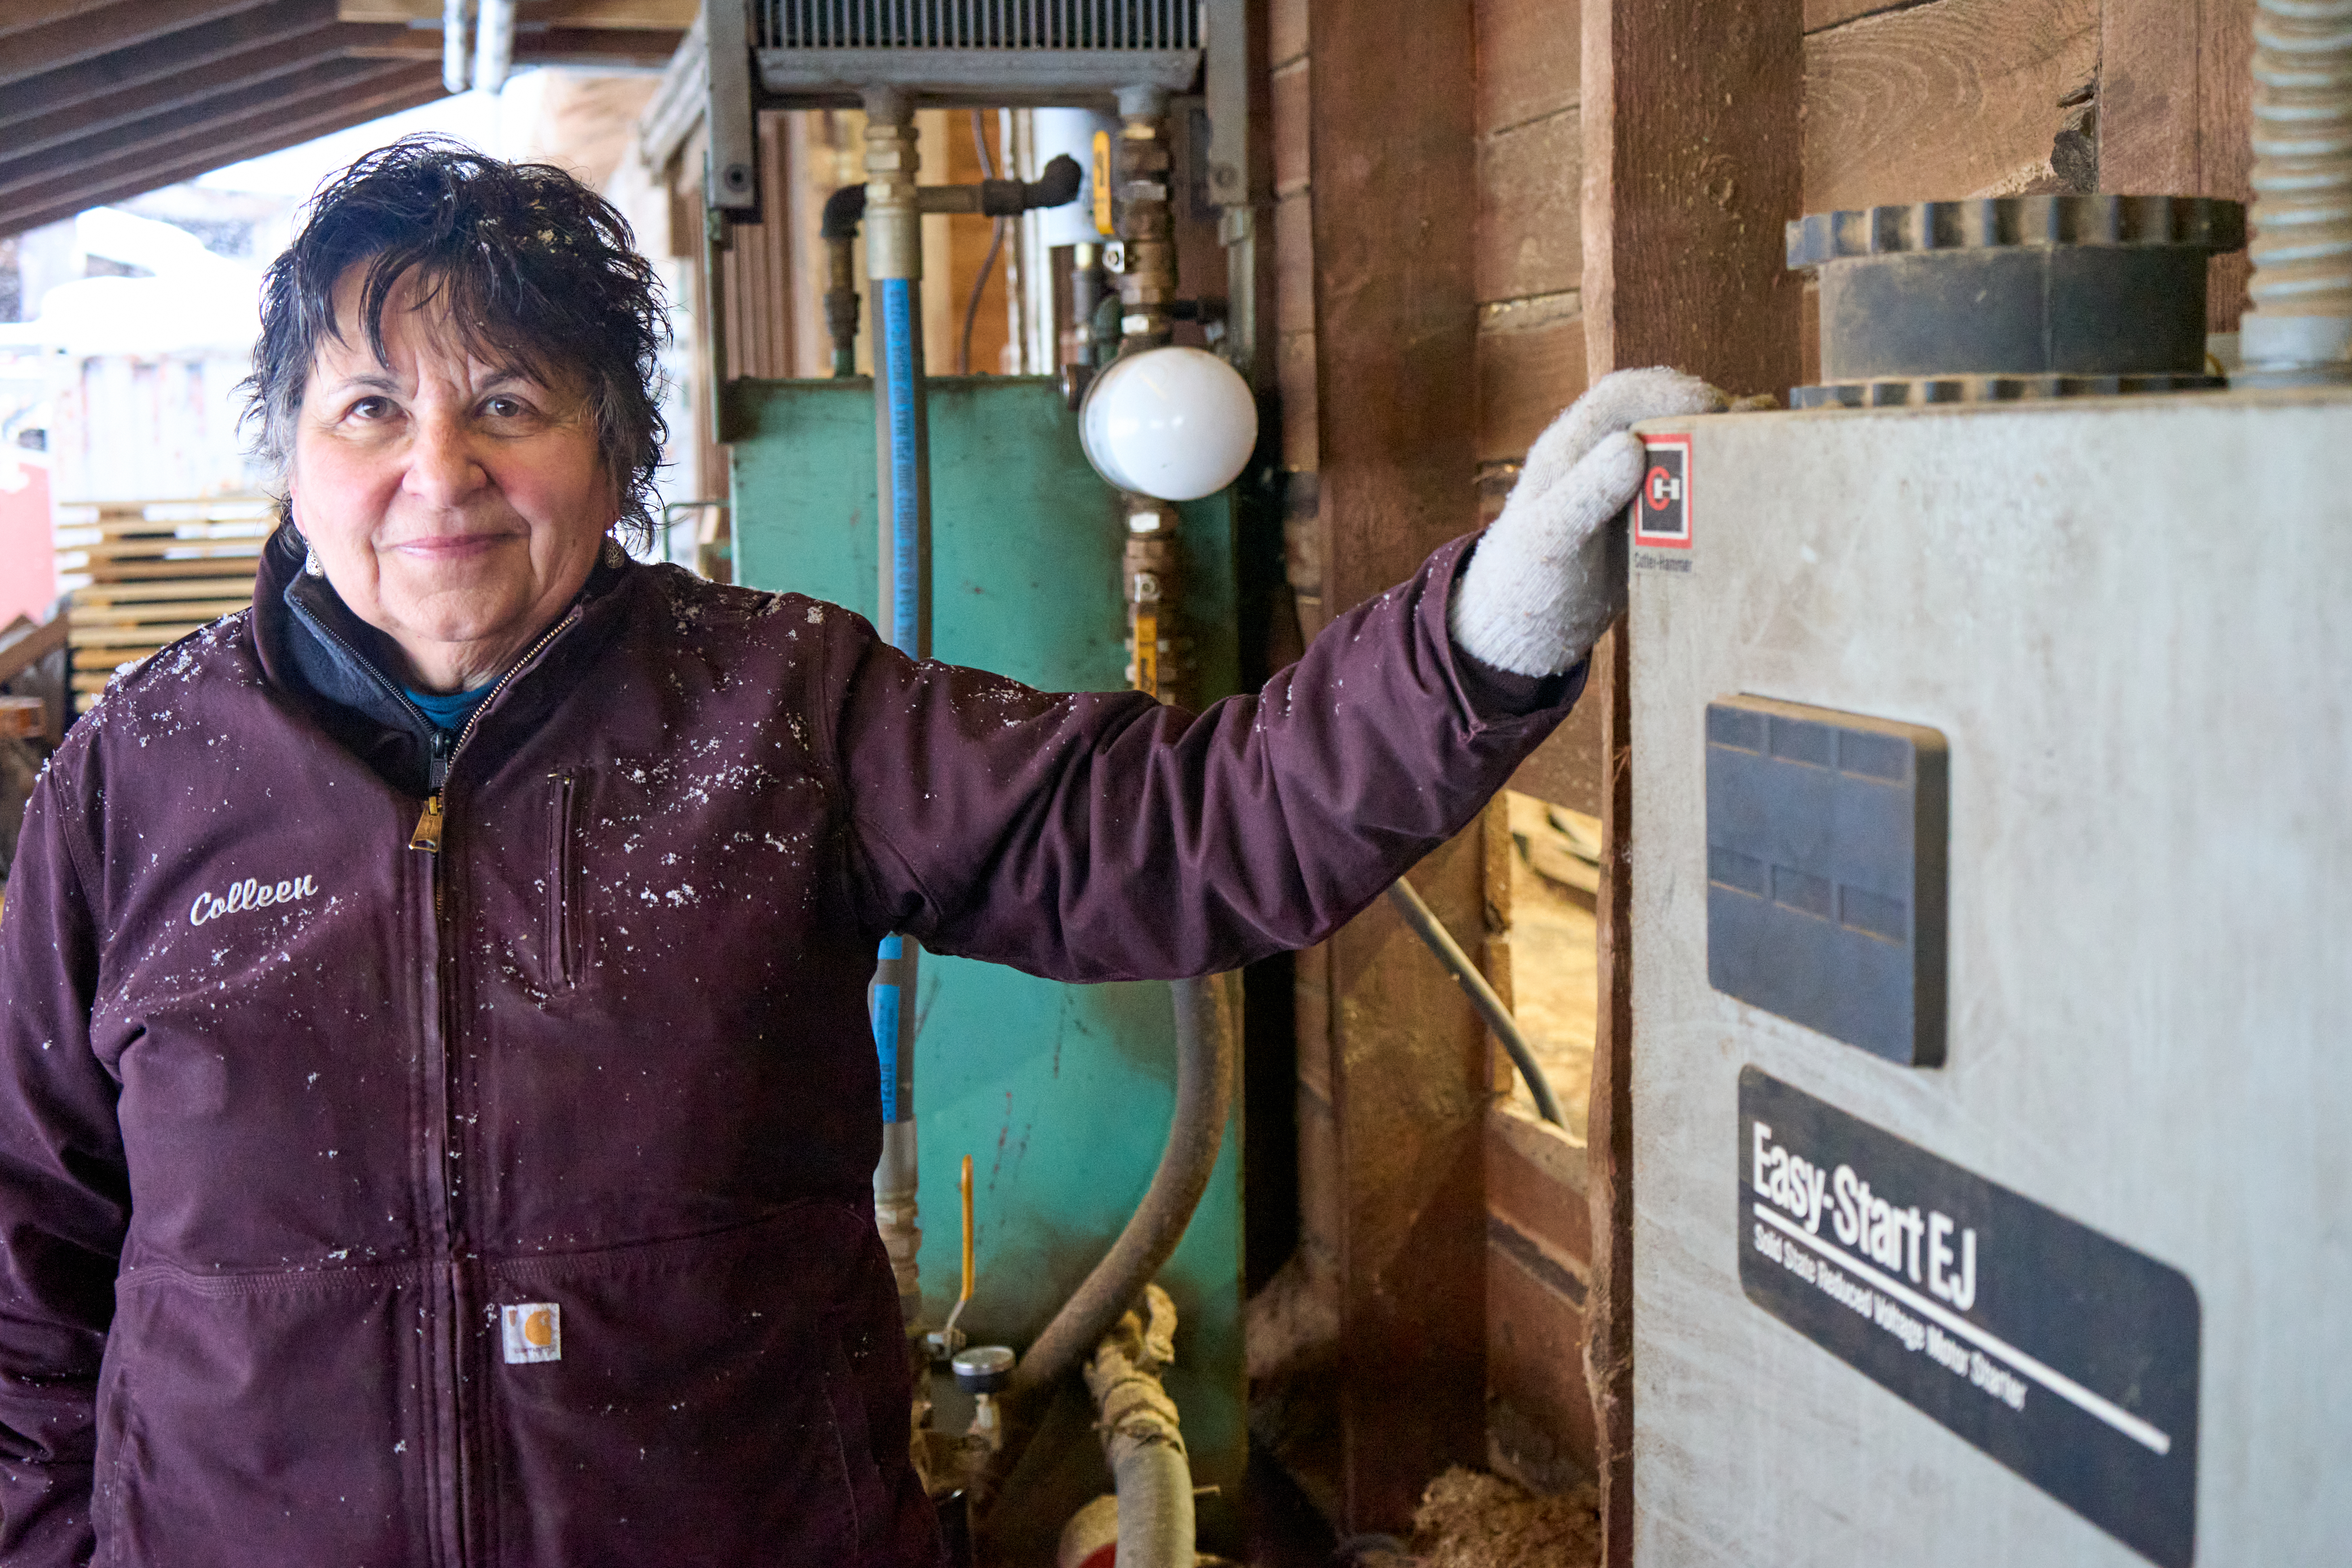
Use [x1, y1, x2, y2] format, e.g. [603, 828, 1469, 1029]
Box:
[0, 0, 114, 38]
[1307, 0, 1486, 1535]
[2102, 0, 2256, 331]
[1581, 2, 1802, 1561]
[1584, 1, 1803, 396]
[0, 616, 69, 689]
[0, 66, 445, 237]
[346, 23, 684, 64]
[1587, 621, 1636, 1566]
[0, 0, 288, 86]
[0, 56, 418, 201]
[338, 0, 693, 24]
[3, 24, 417, 160]
[1802, 0, 2100, 212]
[0, 0, 341, 133]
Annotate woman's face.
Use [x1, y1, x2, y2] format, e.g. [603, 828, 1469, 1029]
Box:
[287, 266, 617, 693]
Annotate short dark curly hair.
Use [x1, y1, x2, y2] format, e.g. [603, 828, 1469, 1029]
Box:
[242, 136, 669, 546]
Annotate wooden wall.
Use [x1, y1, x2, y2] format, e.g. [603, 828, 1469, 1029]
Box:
[1471, 0, 1606, 1501]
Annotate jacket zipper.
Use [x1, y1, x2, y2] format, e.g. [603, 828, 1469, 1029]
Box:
[409, 610, 581, 853]
[380, 609, 579, 1568]
[547, 770, 578, 987]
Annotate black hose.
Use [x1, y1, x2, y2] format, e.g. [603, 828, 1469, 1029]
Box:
[1385, 878, 1567, 1128]
[1007, 972, 1237, 1403]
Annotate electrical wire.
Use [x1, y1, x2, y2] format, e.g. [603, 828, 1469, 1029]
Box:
[958, 110, 1006, 376]
[1384, 877, 1567, 1127]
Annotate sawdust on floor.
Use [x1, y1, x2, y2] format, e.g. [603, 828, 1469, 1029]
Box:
[1409, 1466, 1602, 1568]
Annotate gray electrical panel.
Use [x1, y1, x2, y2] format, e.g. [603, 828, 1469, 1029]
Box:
[1627, 392, 2352, 1568]
[1705, 695, 1947, 1066]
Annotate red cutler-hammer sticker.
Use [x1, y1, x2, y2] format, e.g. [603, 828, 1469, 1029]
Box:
[1633, 433, 1693, 550]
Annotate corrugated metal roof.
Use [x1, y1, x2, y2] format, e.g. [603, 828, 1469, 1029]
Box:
[0, 0, 690, 238]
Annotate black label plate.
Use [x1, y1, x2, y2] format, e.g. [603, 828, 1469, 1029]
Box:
[1737, 1068, 2199, 1566]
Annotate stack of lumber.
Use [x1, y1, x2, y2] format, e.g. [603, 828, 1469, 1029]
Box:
[53, 497, 273, 711]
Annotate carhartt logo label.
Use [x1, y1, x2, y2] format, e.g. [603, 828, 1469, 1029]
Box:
[189, 875, 318, 926]
[501, 1303, 562, 1364]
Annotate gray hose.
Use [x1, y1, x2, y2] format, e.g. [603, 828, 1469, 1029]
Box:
[1385, 878, 1566, 1127]
[1114, 1444, 1195, 1568]
[1009, 973, 1237, 1402]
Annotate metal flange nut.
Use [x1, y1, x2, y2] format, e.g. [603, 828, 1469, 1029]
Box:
[1788, 194, 2250, 397]
[1790, 373, 2226, 410]
[1787, 195, 2247, 269]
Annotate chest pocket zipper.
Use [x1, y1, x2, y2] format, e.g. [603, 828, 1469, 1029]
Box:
[547, 771, 583, 988]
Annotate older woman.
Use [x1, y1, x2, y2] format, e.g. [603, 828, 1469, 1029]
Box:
[0, 140, 1717, 1567]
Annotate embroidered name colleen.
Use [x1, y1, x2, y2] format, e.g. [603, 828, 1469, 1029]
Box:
[190, 875, 318, 926]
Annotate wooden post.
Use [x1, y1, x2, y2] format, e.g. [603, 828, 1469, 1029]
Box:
[1581, 1, 1803, 1560]
[1306, 0, 1486, 1533]
[2100, 0, 2255, 332]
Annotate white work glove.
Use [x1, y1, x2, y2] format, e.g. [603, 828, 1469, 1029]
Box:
[1449, 367, 1728, 676]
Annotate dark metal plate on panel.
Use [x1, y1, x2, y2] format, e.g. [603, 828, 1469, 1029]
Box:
[1739, 1069, 2200, 1568]
[1706, 695, 1947, 1066]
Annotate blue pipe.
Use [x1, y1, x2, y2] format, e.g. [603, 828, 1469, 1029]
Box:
[880, 277, 923, 661]
[871, 280, 923, 1137]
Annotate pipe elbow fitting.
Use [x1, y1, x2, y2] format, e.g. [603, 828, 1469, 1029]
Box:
[821, 183, 869, 241]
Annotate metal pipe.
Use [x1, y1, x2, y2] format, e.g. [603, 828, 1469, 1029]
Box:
[1123, 500, 1187, 708]
[2242, 0, 2352, 384]
[472, 0, 514, 93]
[820, 184, 867, 378]
[865, 84, 930, 1317]
[441, 0, 469, 94]
[1009, 972, 1236, 1401]
[1110, 87, 1175, 350]
[1385, 877, 1567, 1129]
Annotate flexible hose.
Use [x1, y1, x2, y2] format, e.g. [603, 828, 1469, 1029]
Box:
[2244, 0, 2352, 379]
[1085, 1284, 1196, 1568]
[1112, 1445, 1195, 1568]
[1009, 973, 1237, 1402]
[1385, 877, 1566, 1128]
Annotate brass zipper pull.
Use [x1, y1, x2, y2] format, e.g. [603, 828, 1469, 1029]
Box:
[410, 794, 445, 852]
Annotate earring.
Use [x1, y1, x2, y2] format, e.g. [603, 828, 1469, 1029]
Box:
[303, 541, 325, 577]
[602, 536, 627, 568]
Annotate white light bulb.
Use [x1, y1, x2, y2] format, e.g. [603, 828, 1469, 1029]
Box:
[1079, 345, 1259, 502]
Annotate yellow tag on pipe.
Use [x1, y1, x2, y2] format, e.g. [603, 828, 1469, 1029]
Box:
[1091, 130, 1115, 236]
[1133, 611, 1159, 699]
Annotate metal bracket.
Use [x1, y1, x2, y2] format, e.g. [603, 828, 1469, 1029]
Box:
[1203, 0, 1252, 208]
[703, 0, 759, 214]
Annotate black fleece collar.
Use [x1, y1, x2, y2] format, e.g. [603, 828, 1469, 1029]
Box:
[252, 520, 630, 795]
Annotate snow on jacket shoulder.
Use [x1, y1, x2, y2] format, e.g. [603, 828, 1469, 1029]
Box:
[0, 533, 1579, 1567]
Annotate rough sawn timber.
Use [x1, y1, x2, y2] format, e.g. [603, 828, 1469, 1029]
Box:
[1307, 0, 1491, 1535]
[1582, 0, 1803, 1560]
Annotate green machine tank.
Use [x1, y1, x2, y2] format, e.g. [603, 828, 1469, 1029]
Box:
[729, 373, 1246, 1551]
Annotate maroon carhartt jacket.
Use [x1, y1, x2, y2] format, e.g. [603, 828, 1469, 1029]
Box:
[0, 526, 1580, 1566]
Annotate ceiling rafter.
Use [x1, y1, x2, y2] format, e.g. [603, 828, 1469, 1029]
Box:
[5, 25, 422, 158]
[1, 62, 449, 238]
[0, 0, 687, 241]
[0, 0, 345, 132]
[0, 57, 424, 202]
[2, 0, 294, 88]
